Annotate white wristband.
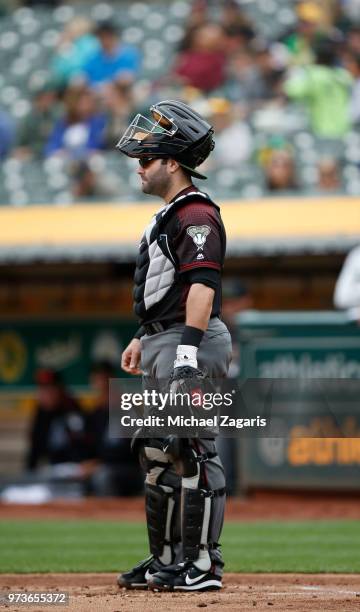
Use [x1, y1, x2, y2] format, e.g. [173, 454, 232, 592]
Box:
[174, 344, 198, 369]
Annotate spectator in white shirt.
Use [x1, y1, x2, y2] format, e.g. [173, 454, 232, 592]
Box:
[344, 51, 360, 125]
[334, 245, 360, 320]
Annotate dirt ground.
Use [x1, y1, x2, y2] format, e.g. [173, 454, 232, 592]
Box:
[0, 490, 360, 521]
[1, 492, 360, 611]
[1, 573, 360, 612]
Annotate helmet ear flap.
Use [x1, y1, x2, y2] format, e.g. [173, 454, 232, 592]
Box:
[181, 130, 215, 166]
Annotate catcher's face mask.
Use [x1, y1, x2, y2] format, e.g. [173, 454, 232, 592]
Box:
[116, 106, 178, 150]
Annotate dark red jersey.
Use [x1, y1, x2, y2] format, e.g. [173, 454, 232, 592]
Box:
[133, 186, 226, 326]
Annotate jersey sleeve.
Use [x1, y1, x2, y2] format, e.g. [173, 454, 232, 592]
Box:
[183, 267, 220, 289]
[173, 202, 222, 273]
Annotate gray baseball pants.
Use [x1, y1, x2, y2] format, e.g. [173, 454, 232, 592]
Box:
[140, 317, 232, 572]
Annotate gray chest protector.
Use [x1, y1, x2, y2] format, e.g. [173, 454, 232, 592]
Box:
[133, 191, 218, 319]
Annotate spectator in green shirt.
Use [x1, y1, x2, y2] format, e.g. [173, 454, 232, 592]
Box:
[282, 1, 327, 67]
[15, 82, 59, 159]
[284, 36, 353, 138]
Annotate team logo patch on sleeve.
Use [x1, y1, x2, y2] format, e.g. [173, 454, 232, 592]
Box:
[186, 225, 211, 259]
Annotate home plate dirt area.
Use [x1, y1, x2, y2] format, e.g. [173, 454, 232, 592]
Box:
[1, 573, 360, 611]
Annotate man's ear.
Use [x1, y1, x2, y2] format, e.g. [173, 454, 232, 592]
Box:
[167, 158, 181, 175]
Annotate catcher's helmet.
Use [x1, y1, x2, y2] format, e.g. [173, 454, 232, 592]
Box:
[116, 100, 215, 179]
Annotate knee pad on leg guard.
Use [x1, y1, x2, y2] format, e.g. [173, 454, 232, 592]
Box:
[145, 483, 176, 560]
[163, 437, 200, 479]
[138, 439, 171, 485]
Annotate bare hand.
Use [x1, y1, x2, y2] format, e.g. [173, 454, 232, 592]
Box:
[121, 338, 142, 375]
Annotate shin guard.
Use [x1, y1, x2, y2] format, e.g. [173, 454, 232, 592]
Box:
[145, 483, 176, 561]
[181, 487, 226, 565]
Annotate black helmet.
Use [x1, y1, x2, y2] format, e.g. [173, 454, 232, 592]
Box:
[116, 99, 215, 179]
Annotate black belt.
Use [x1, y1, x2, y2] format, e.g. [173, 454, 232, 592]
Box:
[143, 320, 177, 336]
[143, 316, 219, 337]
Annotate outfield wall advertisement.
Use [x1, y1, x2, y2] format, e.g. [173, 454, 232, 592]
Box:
[0, 318, 137, 391]
[236, 311, 360, 490]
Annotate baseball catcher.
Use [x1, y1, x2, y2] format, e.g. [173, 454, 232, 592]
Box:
[116, 100, 232, 591]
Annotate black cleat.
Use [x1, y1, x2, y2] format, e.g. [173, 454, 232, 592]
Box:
[148, 561, 222, 592]
[117, 555, 167, 590]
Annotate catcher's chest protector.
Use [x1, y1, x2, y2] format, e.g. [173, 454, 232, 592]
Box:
[133, 191, 221, 318]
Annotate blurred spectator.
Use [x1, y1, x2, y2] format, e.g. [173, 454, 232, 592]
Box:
[186, 0, 208, 29]
[45, 84, 107, 158]
[26, 369, 88, 471]
[316, 157, 342, 193]
[172, 23, 227, 92]
[334, 245, 360, 320]
[316, 0, 339, 28]
[84, 21, 141, 87]
[0, 107, 15, 158]
[102, 81, 135, 149]
[252, 41, 288, 100]
[201, 98, 253, 169]
[225, 49, 265, 103]
[83, 361, 143, 496]
[284, 36, 353, 138]
[15, 82, 59, 159]
[223, 24, 255, 56]
[220, 0, 255, 34]
[281, 1, 328, 66]
[51, 18, 99, 88]
[344, 51, 360, 125]
[347, 25, 360, 55]
[70, 160, 119, 201]
[177, 0, 209, 53]
[221, 0, 255, 56]
[263, 149, 298, 193]
[333, 0, 354, 35]
[226, 44, 285, 104]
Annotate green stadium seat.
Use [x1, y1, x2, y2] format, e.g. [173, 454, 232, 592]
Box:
[169, 1, 191, 20]
[122, 27, 144, 45]
[128, 2, 150, 21]
[53, 4, 75, 24]
[91, 3, 115, 22]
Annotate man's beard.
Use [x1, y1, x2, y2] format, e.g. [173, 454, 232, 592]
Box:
[141, 173, 168, 198]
